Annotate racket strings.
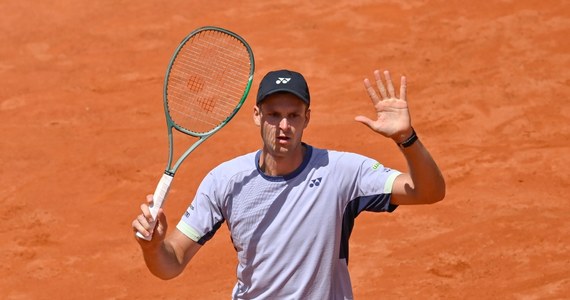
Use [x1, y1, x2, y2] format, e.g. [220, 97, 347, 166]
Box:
[166, 30, 252, 133]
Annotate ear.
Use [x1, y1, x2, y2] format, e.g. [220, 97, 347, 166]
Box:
[253, 105, 261, 126]
[304, 107, 311, 128]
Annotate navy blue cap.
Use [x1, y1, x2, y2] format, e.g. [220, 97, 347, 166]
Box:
[256, 69, 310, 106]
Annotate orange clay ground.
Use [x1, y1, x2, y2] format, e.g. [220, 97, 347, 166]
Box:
[1, 0, 568, 299]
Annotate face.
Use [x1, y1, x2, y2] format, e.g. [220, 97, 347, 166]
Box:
[254, 93, 310, 158]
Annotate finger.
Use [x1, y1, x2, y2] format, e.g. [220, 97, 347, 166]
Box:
[374, 70, 388, 99]
[132, 220, 147, 237]
[384, 70, 396, 99]
[133, 216, 152, 237]
[354, 116, 375, 130]
[154, 208, 168, 236]
[400, 75, 407, 101]
[136, 213, 153, 229]
[140, 203, 152, 219]
[363, 78, 381, 105]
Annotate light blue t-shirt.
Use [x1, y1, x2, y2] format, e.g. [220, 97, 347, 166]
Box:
[177, 144, 401, 299]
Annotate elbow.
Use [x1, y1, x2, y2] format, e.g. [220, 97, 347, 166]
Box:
[431, 177, 446, 204]
[150, 269, 180, 281]
[421, 193, 444, 205]
[432, 188, 446, 204]
[422, 177, 446, 204]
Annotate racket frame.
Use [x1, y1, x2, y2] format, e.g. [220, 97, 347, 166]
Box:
[163, 26, 255, 175]
[136, 26, 254, 241]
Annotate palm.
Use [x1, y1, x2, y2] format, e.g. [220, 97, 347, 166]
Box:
[355, 70, 412, 139]
[368, 98, 410, 137]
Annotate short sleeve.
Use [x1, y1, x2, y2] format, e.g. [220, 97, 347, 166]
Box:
[358, 159, 401, 198]
[335, 152, 401, 211]
[176, 172, 225, 245]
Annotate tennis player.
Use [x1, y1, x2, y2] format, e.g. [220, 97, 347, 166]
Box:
[132, 69, 446, 299]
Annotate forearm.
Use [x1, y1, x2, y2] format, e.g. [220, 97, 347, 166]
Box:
[141, 239, 188, 280]
[393, 131, 446, 204]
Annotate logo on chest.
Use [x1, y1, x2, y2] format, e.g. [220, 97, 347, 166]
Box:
[309, 177, 323, 188]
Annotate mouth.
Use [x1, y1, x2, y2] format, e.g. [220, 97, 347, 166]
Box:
[277, 136, 290, 144]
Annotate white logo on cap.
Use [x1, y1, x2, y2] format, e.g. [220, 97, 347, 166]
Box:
[275, 77, 291, 84]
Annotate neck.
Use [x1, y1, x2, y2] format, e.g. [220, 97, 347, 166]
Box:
[259, 144, 307, 176]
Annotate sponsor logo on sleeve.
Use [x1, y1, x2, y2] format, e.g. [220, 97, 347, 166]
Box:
[184, 203, 196, 218]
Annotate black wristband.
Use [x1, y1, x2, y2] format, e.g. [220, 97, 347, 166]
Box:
[398, 128, 418, 149]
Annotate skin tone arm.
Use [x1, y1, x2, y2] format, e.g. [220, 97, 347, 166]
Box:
[355, 70, 446, 205]
[132, 195, 202, 279]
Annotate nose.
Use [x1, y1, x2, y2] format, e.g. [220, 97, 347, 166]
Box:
[279, 117, 290, 130]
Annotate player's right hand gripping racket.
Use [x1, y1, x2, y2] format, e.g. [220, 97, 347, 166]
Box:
[136, 26, 255, 241]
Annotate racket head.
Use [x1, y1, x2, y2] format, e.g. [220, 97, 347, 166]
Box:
[163, 26, 255, 136]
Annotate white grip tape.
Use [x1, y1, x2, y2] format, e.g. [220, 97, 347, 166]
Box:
[135, 173, 173, 241]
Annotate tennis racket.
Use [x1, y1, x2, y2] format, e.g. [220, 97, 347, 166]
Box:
[136, 26, 255, 241]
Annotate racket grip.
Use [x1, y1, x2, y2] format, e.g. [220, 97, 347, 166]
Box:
[135, 173, 174, 241]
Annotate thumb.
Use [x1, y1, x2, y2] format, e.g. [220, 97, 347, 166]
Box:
[354, 116, 375, 129]
[154, 208, 168, 237]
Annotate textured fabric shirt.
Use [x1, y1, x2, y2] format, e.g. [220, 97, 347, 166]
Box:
[177, 144, 401, 299]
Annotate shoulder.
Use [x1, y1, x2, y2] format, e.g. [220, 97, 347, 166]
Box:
[312, 147, 377, 169]
[195, 150, 258, 195]
[208, 150, 258, 181]
[310, 147, 399, 181]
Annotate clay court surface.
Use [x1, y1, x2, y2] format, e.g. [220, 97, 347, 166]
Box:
[1, 0, 568, 299]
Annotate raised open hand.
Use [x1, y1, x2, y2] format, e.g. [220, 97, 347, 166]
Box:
[355, 70, 413, 143]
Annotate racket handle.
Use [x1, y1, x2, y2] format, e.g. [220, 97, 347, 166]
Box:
[135, 173, 174, 241]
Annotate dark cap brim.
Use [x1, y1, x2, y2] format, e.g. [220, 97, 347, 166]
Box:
[256, 89, 310, 106]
